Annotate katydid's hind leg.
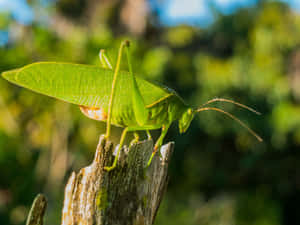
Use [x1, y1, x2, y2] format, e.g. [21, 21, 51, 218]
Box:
[104, 127, 128, 171]
[125, 43, 148, 126]
[146, 130, 152, 140]
[146, 124, 170, 167]
[99, 49, 113, 69]
[106, 41, 129, 139]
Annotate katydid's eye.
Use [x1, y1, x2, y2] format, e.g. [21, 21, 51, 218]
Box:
[188, 109, 192, 115]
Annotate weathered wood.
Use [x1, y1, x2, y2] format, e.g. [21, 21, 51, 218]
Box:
[61, 135, 174, 225]
[26, 194, 47, 225]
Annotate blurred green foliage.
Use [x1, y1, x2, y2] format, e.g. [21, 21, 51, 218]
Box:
[0, 1, 300, 225]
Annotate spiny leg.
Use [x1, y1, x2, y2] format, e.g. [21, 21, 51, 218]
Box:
[104, 40, 149, 170]
[104, 127, 128, 171]
[147, 124, 170, 167]
[105, 41, 129, 139]
[99, 49, 113, 69]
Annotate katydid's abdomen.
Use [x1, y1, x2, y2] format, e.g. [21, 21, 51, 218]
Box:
[2, 62, 187, 130]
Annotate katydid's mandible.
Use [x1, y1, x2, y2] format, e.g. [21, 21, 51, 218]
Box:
[1, 40, 263, 171]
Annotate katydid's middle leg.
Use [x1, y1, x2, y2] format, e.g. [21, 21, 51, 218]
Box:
[146, 130, 152, 140]
[130, 131, 151, 146]
[130, 132, 140, 146]
[147, 124, 170, 167]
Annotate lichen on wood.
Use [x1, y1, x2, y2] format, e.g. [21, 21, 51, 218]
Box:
[61, 135, 174, 225]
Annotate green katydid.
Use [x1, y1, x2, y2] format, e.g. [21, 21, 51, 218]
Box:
[1, 40, 262, 171]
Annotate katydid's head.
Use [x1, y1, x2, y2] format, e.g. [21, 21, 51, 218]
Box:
[179, 108, 195, 133]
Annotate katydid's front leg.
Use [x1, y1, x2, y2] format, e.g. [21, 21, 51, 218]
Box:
[147, 124, 170, 167]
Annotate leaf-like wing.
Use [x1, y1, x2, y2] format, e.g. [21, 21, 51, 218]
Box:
[2, 62, 173, 111]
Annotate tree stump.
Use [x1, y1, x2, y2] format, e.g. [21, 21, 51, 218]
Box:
[61, 135, 174, 225]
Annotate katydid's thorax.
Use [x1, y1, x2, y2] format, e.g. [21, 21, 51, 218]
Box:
[112, 94, 187, 130]
[146, 95, 187, 128]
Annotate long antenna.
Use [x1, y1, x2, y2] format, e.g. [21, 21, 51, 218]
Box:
[200, 98, 261, 115]
[197, 107, 263, 142]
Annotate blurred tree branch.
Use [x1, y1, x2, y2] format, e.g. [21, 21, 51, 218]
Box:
[26, 194, 47, 225]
